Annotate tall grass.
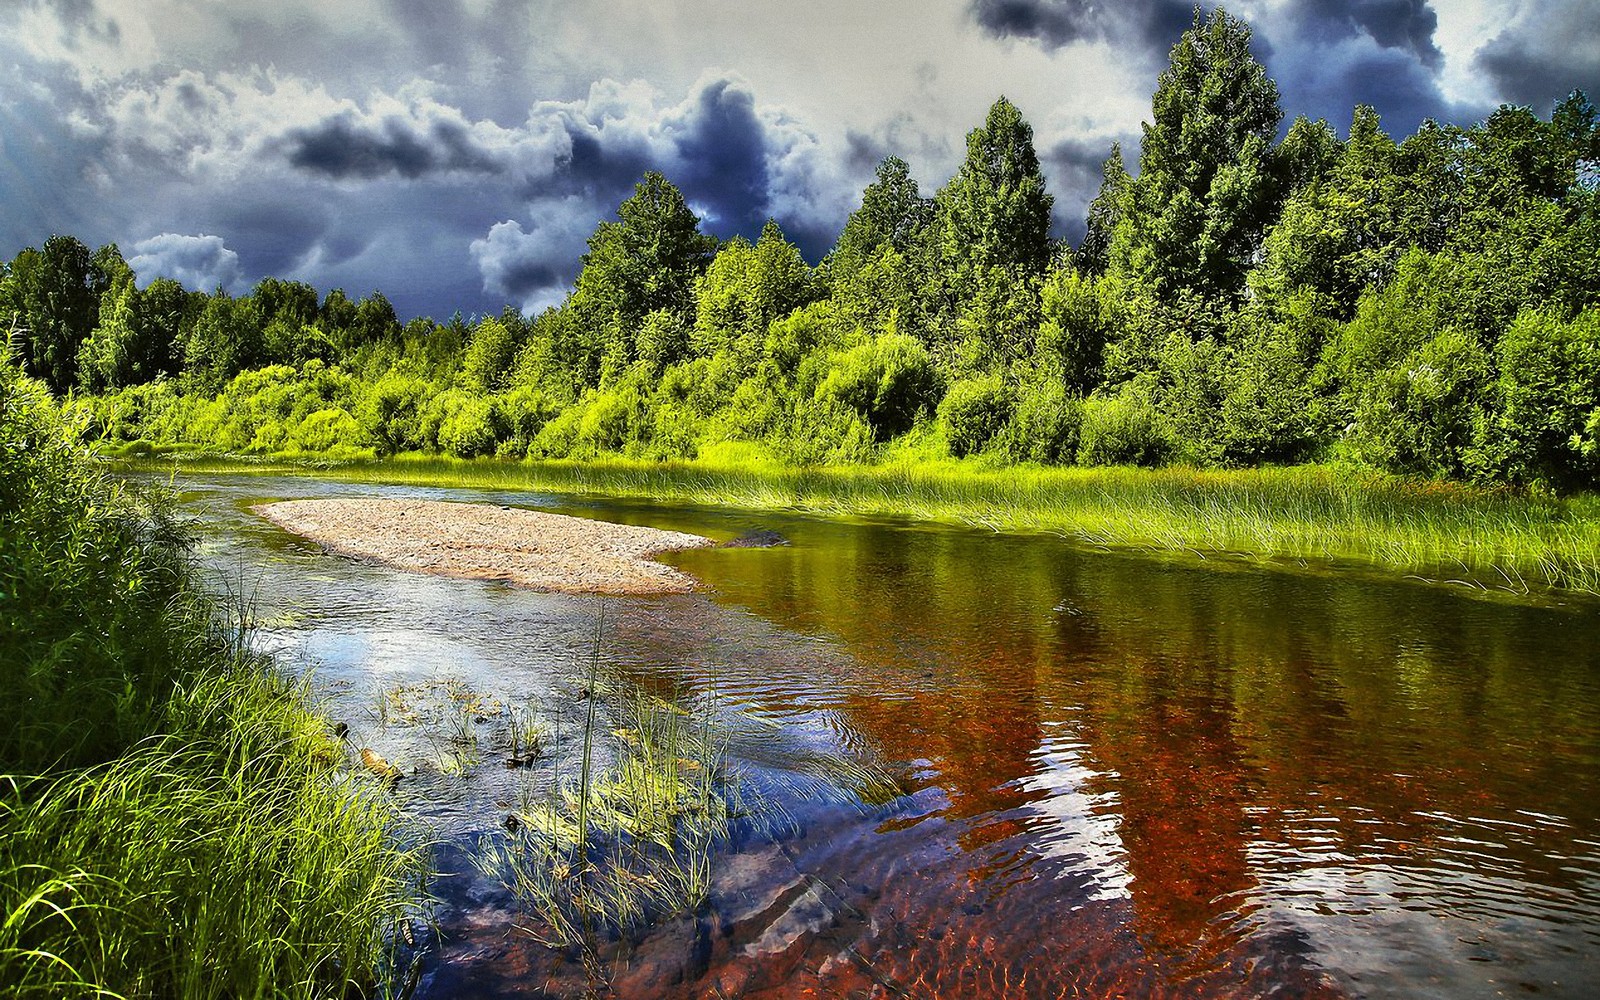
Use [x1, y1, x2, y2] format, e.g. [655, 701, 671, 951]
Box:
[2, 359, 424, 999]
[147, 451, 1600, 598]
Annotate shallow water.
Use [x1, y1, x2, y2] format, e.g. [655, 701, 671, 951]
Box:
[166, 470, 1600, 999]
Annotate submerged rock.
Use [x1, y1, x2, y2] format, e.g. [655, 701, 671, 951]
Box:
[722, 528, 790, 549]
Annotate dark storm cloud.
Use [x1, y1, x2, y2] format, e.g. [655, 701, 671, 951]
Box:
[671, 77, 772, 236]
[968, 0, 1461, 137]
[1293, 45, 1450, 137]
[471, 220, 567, 303]
[1298, 0, 1440, 67]
[844, 130, 890, 174]
[1475, 0, 1600, 109]
[0, 43, 120, 248]
[284, 112, 502, 180]
[968, 0, 1197, 54]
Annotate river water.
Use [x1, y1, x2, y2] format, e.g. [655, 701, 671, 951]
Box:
[169, 471, 1600, 999]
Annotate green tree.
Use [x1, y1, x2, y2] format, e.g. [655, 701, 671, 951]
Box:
[1, 236, 112, 393]
[1109, 7, 1281, 305]
[927, 96, 1055, 366]
[318, 288, 359, 346]
[693, 220, 814, 367]
[570, 172, 718, 383]
[1076, 144, 1130, 277]
[1250, 106, 1401, 320]
[459, 316, 518, 392]
[828, 156, 932, 287]
[252, 278, 321, 364]
[182, 292, 263, 396]
[351, 291, 401, 349]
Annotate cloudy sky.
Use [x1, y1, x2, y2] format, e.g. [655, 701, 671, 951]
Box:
[1, 0, 1594, 319]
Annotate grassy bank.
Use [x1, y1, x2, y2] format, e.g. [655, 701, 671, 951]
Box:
[2, 361, 424, 998]
[126, 447, 1600, 599]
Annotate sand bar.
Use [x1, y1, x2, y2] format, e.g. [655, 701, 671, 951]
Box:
[253, 498, 714, 595]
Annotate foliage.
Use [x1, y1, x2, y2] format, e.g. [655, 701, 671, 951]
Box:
[1476, 308, 1600, 487]
[998, 381, 1082, 465]
[12, 7, 1600, 496]
[814, 331, 940, 441]
[938, 375, 1014, 457]
[1110, 7, 1281, 304]
[0, 358, 421, 997]
[1078, 387, 1170, 467]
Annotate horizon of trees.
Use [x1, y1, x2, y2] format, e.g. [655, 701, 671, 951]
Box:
[6, 7, 1600, 489]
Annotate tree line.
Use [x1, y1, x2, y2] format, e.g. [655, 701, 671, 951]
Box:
[6, 8, 1599, 488]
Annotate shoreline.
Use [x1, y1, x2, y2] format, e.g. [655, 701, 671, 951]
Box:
[120, 453, 1600, 601]
[253, 497, 714, 595]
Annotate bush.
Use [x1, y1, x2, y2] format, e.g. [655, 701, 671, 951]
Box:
[437, 396, 502, 458]
[288, 406, 368, 455]
[1077, 387, 1169, 467]
[1355, 328, 1489, 478]
[780, 395, 874, 466]
[498, 386, 561, 458]
[529, 397, 587, 459]
[1217, 310, 1323, 465]
[1473, 308, 1600, 487]
[938, 376, 1014, 457]
[356, 372, 433, 454]
[999, 382, 1082, 464]
[813, 332, 940, 441]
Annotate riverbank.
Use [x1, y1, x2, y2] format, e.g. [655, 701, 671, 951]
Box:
[256, 497, 713, 594]
[120, 451, 1600, 599]
[2, 364, 423, 998]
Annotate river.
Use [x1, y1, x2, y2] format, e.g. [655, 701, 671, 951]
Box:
[169, 470, 1600, 999]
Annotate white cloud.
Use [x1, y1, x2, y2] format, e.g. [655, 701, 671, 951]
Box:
[127, 232, 243, 292]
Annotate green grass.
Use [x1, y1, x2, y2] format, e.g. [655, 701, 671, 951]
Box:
[131, 448, 1600, 599]
[3, 359, 425, 999]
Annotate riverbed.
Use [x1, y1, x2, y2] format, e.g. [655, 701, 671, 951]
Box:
[168, 469, 1600, 999]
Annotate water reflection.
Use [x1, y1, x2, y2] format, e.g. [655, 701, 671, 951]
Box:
[164, 471, 1600, 999]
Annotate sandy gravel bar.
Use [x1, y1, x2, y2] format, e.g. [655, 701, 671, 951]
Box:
[253, 498, 714, 595]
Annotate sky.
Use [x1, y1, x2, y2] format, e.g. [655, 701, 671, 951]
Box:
[1, 0, 1595, 320]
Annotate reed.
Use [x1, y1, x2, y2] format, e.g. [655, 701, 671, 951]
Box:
[477, 606, 904, 960]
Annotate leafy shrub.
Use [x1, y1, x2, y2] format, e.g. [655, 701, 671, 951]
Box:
[498, 386, 562, 458]
[999, 382, 1082, 464]
[437, 396, 502, 458]
[1355, 328, 1490, 477]
[717, 363, 790, 442]
[289, 407, 368, 455]
[529, 399, 586, 459]
[938, 376, 1014, 457]
[780, 395, 874, 465]
[1077, 387, 1169, 466]
[1217, 310, 1323, 464]
[356, 372, 433, 454]
[813, 332, 939, 441]
[1474, 308, 1600, 487]
[459, 317, 518, 392]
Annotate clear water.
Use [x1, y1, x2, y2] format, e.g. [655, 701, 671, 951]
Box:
[167, 471, 1600, 999]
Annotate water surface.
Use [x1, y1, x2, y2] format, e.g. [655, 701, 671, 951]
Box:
[169, 471, 1600, 999]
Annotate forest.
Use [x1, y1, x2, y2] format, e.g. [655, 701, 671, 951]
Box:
[5, 9, 1600, 491]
